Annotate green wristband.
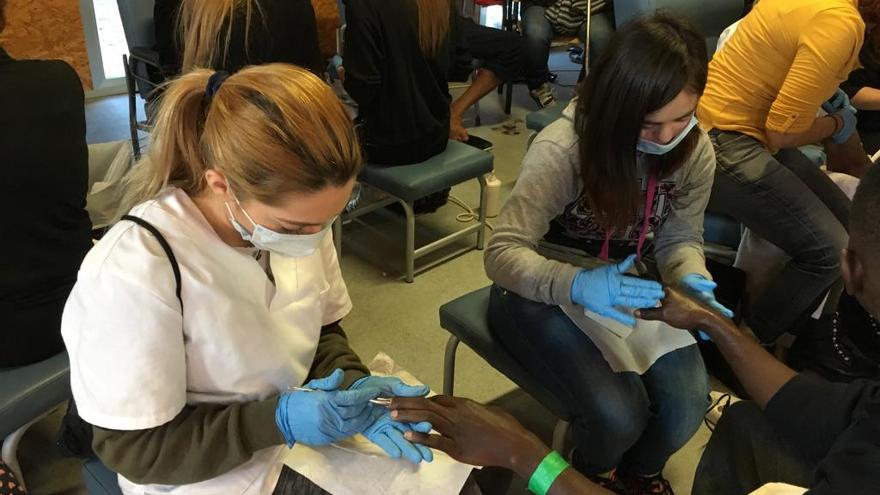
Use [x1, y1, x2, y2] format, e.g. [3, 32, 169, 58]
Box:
[527, 451, 569, 495]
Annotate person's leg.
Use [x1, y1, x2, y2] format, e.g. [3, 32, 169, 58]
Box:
[692, 401, 814, 495]
[450, 69, 502, 141]
[774, 147, 851, 226]
[488, 285, 651, 475]
[618, 344, 710, 476]
[707, 131, 849, 343]
[521, 3, 553, 90]
[451, 16, 524, 138]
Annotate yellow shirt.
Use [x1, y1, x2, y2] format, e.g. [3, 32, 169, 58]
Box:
[697, 0, 864, 145]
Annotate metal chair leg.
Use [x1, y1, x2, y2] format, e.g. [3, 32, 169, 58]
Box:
[443, 335, 461, 396]
[401, 200, 416, 283]
[474, 99, 481, 127]
[124, 55, 141, 160]
[477, 175, 488, 250]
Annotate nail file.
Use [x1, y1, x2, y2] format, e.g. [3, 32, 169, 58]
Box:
[290, 386, 393, 406]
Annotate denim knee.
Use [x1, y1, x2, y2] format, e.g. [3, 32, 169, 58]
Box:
[801, 221, 847, 273]
[522, 6, 553, 45]
[570, 384, 650, 472]
[653, 377, 710, 451]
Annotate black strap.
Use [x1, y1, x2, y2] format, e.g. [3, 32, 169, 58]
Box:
[121, 215, 183, 309]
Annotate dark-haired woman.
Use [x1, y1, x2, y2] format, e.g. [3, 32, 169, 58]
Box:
[484, 14, 728, 495]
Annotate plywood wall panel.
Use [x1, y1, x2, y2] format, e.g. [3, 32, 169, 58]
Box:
[0, 0, 93, 89]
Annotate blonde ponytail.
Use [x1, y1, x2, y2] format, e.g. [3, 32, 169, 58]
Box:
[178, 0, 261, 72]
[416, 0, 451, 58]
[117, 70, 212, 217]
[116, 64, 362, 219]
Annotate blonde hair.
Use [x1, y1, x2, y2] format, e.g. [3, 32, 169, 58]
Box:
[178, 0, 262, 72]
[416, 0, 451, 58]
[117, 64, 362, 218]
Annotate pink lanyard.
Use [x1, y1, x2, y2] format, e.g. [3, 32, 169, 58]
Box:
[598, 171, 659, 262]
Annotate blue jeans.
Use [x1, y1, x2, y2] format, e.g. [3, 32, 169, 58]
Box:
[521, 3, 586, 89]
[489, 285, 709, 476]
[707, 130, 850, 342]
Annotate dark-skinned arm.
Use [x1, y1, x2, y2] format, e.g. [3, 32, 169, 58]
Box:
[823, 131, 872, 178]
[390, 396, 614, 495]
[638, 287, 796, 409]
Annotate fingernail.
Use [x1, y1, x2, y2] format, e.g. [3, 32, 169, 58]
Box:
[404, 432, 413, 439]
[391, 410, 398, 418]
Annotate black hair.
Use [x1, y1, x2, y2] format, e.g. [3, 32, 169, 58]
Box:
[851, 164, 880, 258]
[575, 12, 708, 230]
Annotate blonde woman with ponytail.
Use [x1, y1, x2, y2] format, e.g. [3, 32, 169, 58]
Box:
[156, 0, 324, 75]
[61, 65, 431, 495]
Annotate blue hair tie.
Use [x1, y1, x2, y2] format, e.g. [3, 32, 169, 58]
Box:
[205, 71, 230, 99]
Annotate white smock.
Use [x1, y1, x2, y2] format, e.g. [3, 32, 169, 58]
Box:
[62, 188, 352, 495]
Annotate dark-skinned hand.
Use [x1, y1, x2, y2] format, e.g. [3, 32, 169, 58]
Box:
[637, 285, 720, 331]
[388, 395, 546, 470]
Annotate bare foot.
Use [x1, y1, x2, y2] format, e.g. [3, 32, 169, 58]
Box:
[449, 114, 469, 141]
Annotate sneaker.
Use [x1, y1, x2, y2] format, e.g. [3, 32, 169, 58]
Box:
[586, 472, 627, 495]
[529, 82, 557, 109]
[617, 472, 675, 495]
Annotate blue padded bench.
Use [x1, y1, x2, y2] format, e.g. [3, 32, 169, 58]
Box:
[526, 102, 568, 134]
[441, 287, 571, 450]
[335, 140, 494, 282]
[703, 212, 741, 249]
[83, 456, 123, 495]
[0, 352, 71, 489]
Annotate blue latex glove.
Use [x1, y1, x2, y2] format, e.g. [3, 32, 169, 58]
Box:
[822, 88, 856, 115]
[350, 375, 430, 399]
[363, 408, 434, 464]
[680, 274, 735, 318]
[327, 55, 344, 82]
[827, 107, 858, 144]
[275, 369, 381, 447]
[571, 254, 666, 326]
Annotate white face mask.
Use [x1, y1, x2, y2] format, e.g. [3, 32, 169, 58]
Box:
[637, 115, 699, 155]
[225, 198, 330, 258]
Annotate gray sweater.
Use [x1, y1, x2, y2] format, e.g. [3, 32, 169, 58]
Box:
[485, 102, 715, 306]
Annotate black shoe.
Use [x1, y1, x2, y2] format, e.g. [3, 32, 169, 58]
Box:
[584, 471, 627, 495]
[617, 472, 675, 495]
[569, 447, 627, 494]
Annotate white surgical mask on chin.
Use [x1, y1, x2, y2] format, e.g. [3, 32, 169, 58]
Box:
[224, 198, 329, 258]
[637, 115, 699, 155]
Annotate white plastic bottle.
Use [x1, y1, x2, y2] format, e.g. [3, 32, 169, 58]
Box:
[484, 173, 502, 218]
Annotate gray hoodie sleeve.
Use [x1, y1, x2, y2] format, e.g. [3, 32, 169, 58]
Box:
[483, 132, 583, 306]
[653, 130, 716, 284]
